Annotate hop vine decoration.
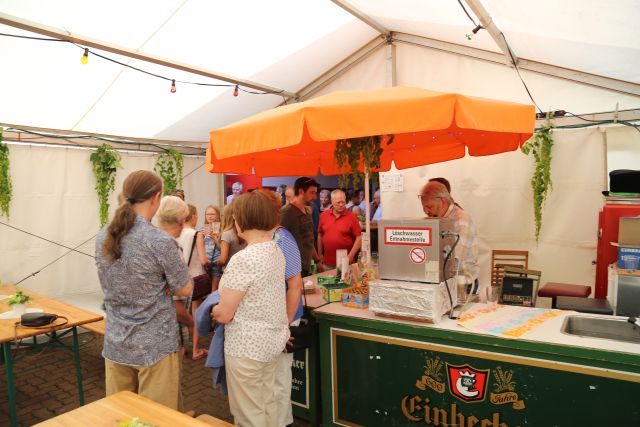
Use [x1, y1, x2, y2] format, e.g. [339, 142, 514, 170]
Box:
[521, 122, 554, 241]
[334, 134, 394, 188]
[90, 144, 122, 227]
[154, 148, 184, 196]
[0, 128, 13, 219]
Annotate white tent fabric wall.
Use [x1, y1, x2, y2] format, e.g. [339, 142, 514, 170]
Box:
[380, 128, 605, 298]
[0, 144, 222, 303]
[605, 126, 640, 180]
[394, 43, 640, 112]
[308, 38, 633, 299]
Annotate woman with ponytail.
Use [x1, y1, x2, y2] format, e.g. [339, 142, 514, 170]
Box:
[95, 170, 192, 411]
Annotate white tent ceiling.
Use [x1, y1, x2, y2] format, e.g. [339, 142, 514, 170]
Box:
[1, 0, 639, 144]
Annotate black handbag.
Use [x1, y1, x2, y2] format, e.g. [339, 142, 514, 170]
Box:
[191, 273, 212, 301]
[289, 321, 312, 352]
[288, 287, 312, 352]
[188, 232, 212, 301]
[20, 312, 67, 327]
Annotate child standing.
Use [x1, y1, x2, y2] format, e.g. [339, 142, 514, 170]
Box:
[197, 205, 223, 292]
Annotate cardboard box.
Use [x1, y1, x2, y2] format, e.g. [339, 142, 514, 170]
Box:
[341, 287, 369, 309]
[618, 246, 640, 270]
[619, 216, 640, 245]
[317, 275, 340, 287]
[320, 281, 349, 303]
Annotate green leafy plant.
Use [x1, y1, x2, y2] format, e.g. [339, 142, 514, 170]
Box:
[154, 148, 183, 195]
[0, 128, 13, 219]
[8, 289, 30, 306]
[117, 417, 157, 427]
[90, 144, 122, 227]
[334, 135, 394, 188]
[521, 121, 555, 241]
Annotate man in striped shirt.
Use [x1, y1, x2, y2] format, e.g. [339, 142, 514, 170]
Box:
[271, 186, 304, 427]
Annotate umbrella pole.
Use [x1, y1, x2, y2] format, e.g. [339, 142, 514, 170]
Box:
[364, 170, 371, 265]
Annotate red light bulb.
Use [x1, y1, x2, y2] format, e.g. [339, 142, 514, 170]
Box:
[170, 79, 176, 93]
[233, 85, 239, 97]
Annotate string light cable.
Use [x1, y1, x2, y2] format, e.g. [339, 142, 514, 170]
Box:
[544, 118, 640, 134]
[499, 33, 543, 115]
[457, 0, 484, 40]
[0, 31, 285, 96]
[452, 5, 543, 114]
[564, 111, 640, 133]
[457, 0, 482, 28]
[4, 126, 208, 155]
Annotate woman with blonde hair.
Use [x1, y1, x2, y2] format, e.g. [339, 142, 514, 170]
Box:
[157, 197, 208, 361]
[197, 205, 223, 292]
[217, 202, 246, 269]
[212, 190, 289, 427]
[175, 203, 209, 360]
[95, 171, 192, 411]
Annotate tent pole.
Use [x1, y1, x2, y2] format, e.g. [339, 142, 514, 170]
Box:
[364, 170, 371, 266]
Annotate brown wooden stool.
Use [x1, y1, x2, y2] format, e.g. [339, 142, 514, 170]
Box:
[537, 282, 591, 308]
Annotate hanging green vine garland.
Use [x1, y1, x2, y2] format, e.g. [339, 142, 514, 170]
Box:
[90, 144, 122, 227]
[0, 128, 13, 219]
[154, 148, 184, 195]
[334, 135, 394, 188]
[521, 121, 555, 241]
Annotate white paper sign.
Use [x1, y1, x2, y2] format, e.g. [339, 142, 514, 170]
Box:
[380, 173, 404, 192]
[361, 233, 371, 254]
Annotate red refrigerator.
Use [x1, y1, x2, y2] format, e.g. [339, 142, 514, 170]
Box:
[595, 202, 640, 298]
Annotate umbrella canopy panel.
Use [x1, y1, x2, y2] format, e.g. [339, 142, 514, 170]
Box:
[206, 86, 535, 177]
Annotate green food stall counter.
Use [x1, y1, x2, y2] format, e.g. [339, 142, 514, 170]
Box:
[314, 303, 640, 426]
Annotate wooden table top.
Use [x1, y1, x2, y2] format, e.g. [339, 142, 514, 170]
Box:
[34, 391, 234, 426]
[0, 285, 103, 343]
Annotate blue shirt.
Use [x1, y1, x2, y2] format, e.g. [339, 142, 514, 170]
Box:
[203, 233, 220, 263]
[274, 226, 304, 321]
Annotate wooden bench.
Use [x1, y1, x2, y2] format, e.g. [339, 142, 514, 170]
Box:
[196, 413, 235, 426]
[81, 318, 105, 335]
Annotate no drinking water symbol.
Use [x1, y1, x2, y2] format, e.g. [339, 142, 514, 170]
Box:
[410, 247, 426, 264]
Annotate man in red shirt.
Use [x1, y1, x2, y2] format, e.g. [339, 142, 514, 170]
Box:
[317, 189, 362, 269]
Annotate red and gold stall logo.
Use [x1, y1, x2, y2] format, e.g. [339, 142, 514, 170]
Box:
[446, 363, 489, 403]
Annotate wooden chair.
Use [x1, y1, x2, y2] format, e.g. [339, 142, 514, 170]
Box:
[491, 250, 529, 289]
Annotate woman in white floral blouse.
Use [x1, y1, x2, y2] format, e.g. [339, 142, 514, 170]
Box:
[212, 190, 289, 427]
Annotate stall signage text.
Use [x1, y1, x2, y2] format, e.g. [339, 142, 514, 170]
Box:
[385, 227, 432, 246]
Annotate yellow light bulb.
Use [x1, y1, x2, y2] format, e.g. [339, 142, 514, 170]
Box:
[81, 48, 89, 64]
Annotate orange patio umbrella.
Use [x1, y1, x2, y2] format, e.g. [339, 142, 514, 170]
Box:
[205, 86, 535, 177]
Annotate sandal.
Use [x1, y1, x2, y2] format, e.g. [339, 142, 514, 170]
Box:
[192, 349, 208, 360]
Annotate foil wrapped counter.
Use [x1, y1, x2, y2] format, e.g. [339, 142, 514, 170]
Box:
[369, 279, 456, 323]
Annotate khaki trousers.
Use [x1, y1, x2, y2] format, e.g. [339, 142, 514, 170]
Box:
[105, 351, 182, 411]
[274, 318, 299, 426]
[226, 354, 279, 427]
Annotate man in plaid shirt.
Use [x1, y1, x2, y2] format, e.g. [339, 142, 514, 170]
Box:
[419, 180, 479, 291]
